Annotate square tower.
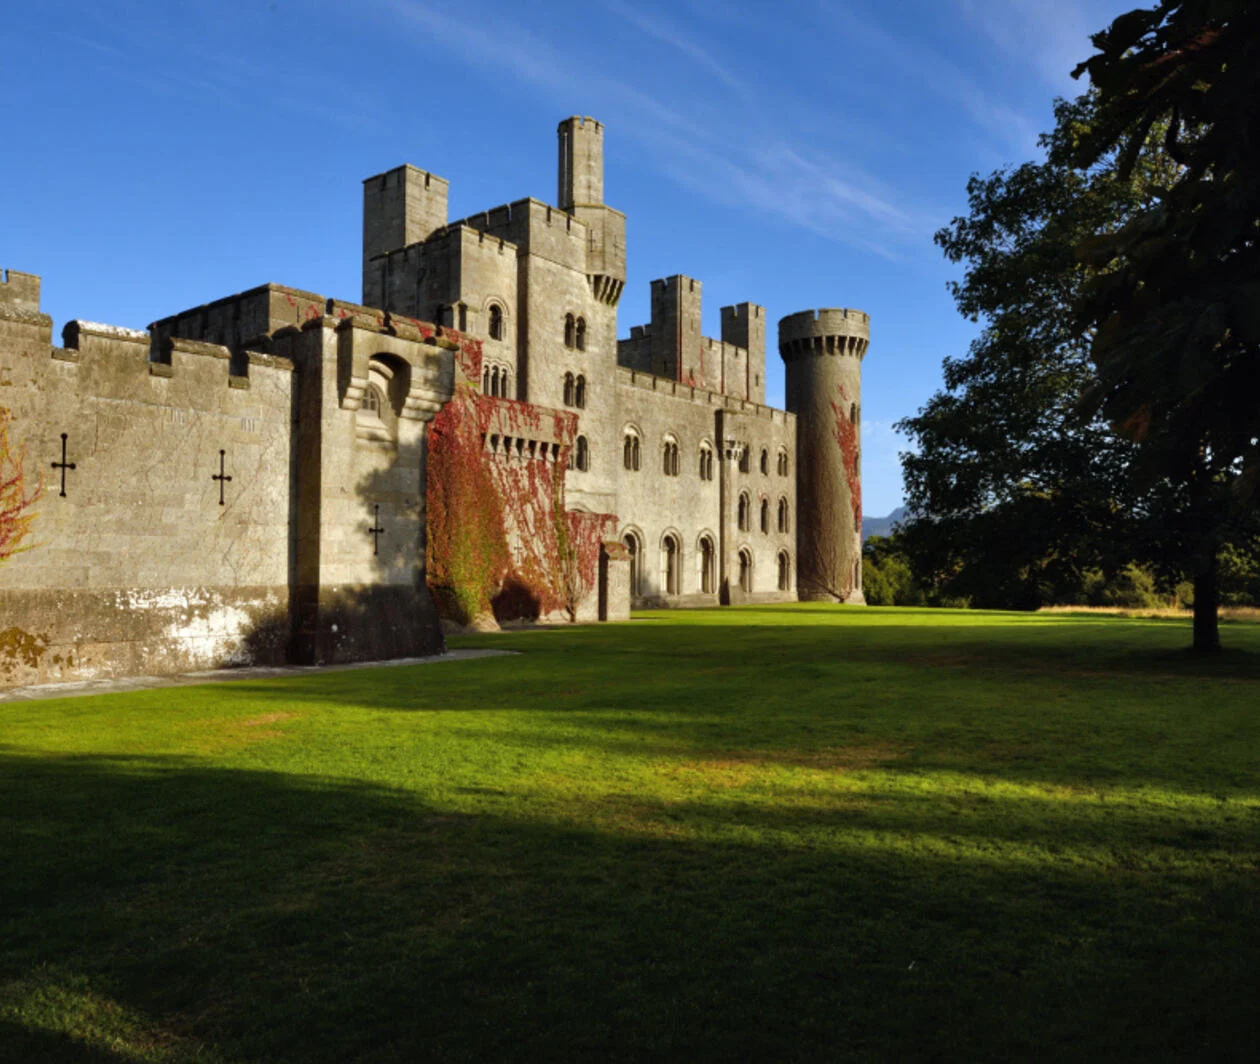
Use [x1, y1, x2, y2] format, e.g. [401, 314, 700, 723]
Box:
[721, 302, 767, 403]
[558, 116, 604, 209]
[362, 165, 449, 305]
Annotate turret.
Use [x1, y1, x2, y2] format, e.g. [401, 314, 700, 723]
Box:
[556, 117, 625, 306]
[780, 308, 869, 603]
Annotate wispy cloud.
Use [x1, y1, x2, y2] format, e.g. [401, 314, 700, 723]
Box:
[956, 0, 1112, 92]
[813, 3, 1041, 157]
[601, 0, 749, 97]
[386, 0, 931, 256]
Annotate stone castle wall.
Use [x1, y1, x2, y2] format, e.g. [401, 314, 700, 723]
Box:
[0, 284, 296, 684]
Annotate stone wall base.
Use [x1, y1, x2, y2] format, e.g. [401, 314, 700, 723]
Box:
[0, 586, 291, 687]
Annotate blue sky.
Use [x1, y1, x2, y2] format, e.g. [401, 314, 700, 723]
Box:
[2, 0, 1132, 516]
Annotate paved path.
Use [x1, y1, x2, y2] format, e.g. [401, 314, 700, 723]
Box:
[0, 649, 517, 703]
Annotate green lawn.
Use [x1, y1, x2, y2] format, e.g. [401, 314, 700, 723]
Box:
[2, 605, 1257, 1062]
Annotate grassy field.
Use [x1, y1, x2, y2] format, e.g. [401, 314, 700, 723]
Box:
[1, 605, 1257, 1062]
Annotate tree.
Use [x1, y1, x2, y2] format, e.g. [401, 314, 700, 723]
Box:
[897, 93, 1177, 610]
[0, 410, 43, 562]
[1071, 0, 1260, 650]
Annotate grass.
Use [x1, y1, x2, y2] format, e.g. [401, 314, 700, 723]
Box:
[1, 604, 1257, 1062]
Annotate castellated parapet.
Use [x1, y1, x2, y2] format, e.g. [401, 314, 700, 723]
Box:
[780, 308, 869, 603]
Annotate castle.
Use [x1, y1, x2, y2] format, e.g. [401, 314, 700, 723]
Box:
[0, 116, 867, 687]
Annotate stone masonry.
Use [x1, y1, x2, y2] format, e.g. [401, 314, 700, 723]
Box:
[0, 115, 865, 686]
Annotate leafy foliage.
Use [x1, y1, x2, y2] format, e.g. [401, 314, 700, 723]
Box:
[897, 94, 1174, 609]
[1069, 0, 1260, 648]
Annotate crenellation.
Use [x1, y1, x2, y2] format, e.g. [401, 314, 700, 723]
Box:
[0, 112, 862, 687]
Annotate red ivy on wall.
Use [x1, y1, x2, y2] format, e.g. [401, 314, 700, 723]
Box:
[0, 410, 43, 563]
[830, 384, 862, 538]
[426, 338, 615, 624]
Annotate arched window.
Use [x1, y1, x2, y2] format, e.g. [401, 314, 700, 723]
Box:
[739, 549, 753, 593]
[662, 534, 681, 595]
[576, 435, 590, 471]
[738, 449, 750, 474]
[488, 304, 504, 341]
[850, 402, 857, 424]
[364, 384, 383, 416]
[699, 535, 716, 594]
[778, 551, 791, 591]
[760, 448, 769, 475]
[623, 430, 639, 471]
[575, 317, 587, 351]
[778, 449, 789, 477]
[563, 372, 575, 407]
[623, 531, 641, 595]
[738, 492, 751, 531]
[699, 443, 714, 481]
[662, 437, 680, 477]
[778, 497, 790, 533]
[575, 375, 586, 409]
[482, 366, 491, 393]
[501, 369, 511, 399]
[760, 498, 770, 534]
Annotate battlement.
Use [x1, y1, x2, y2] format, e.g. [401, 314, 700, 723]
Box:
[778, 307, 870, 338]
[650, 274, 700, 295]
[54, 318, 294, 383]
[615, 366, 793, 426]
[0, 268, 41, 315]
[778, 307, 870, 361]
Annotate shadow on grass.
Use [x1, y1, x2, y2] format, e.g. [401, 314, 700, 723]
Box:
[1, 751, 1256, 1062]
[207, 617, 1260, 797]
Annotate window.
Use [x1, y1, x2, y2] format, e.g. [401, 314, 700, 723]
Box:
[564, 314, 576, 349]
[623, 430, 641, 471]
[363, 384, 384, 416]
[699, 443, 714, 481]
[738, 492, 751, 531]
[699, 535, 716, 594]
[760, 498, 770, 534]
[623, 531, 641, 595]
[488, 304, 504, 341]
[850, 402, 857, 424]
[760, 448, 769, 475]
[777, 497, 790, 533]
[777, 449, 789, 477]
[483, 364, 509, 398]
[575, 435, 590, 471]
[563, 372, 575, 407]
[663, 437, 680, 477]
[662, 534, 681, 595]
[575, 317, 587, 351]
[778, 551, 791, 591]
[738, 448, 750, 474]
[575, 374, 586, 409]
[739, 549, 753, 593]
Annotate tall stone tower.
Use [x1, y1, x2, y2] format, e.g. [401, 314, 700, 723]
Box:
[780, 308, 870, 603]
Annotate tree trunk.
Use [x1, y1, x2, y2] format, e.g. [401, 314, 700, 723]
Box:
[1192, 548, 1220, 652]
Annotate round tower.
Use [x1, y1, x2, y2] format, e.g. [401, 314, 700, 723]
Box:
[780, 308, 870, 603]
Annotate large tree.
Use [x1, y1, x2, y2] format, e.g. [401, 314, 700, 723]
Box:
[897, 93, 1179, 609]
[1070, 0, 1260, 650]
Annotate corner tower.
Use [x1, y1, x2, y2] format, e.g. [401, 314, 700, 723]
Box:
[780, 308, 869, 603]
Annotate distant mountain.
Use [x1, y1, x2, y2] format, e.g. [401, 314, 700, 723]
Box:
[863, 506, 907, 542]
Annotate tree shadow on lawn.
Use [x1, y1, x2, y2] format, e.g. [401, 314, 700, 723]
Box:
[1, 752, 1255, 1063]
[210, 617, 1260, 797]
